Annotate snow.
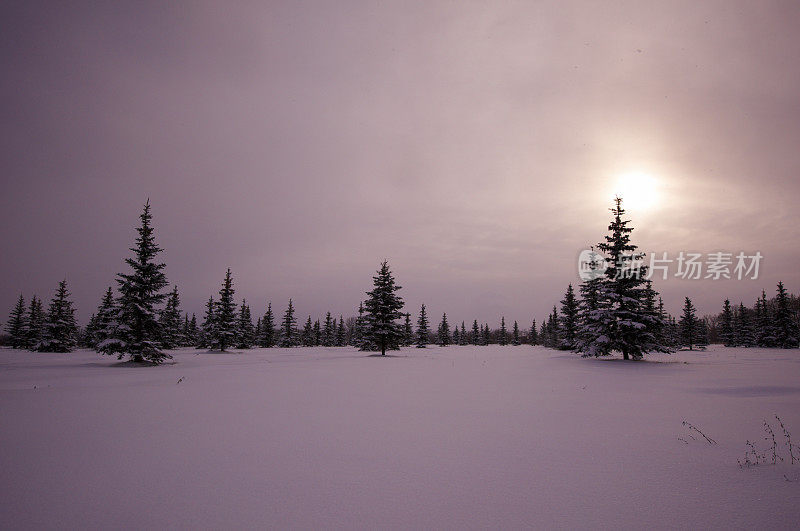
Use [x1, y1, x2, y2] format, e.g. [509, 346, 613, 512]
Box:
[1, 345, 799, 529]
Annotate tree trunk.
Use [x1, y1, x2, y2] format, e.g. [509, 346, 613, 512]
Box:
[622, 350, 630, 360]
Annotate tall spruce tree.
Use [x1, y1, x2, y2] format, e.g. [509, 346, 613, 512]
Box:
[719, 299, 735, 347]
[187, 313, 199, 346]
[416, 305, 430, 348]
[159, 286, 183, 349]
[199, 297, 216, 348]
[472, 320, 480, 345]
[512, 321, 520, 345]
[362, 261, 404, 355]
[482, 323, 491, 345]
[459, 321, 467, 345]
[313, 319, 321, 346]
[575, 198, 669, 359]
[403, 313, 414, 346]
[499, 317, 508, 346]
[38, 279, 78, 352]
[280, 299, 298, 347]
[323, 312, 334, 346]
[736, 302, 753, 347]
[301, 316, 314, 346]
[25, 295, 45, 350]
[236, 300, 255, 349]
[774, 281, 799, 348]
[529, 319, 538, 345]
[336, 315, 346, 346]
[679, 297, 700, 350]
[754, 290, 776, 347]
[99, 201, 170, 363]
[559, 284, 579, 349]
[211, 269, 237, 351]
[260, 302, 276, 347]
[6, 295, 27, 349]
[91, 287, 117, 350]
[438, 313, 450, 346]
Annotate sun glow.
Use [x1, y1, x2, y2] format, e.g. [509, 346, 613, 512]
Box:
[611, 172, 661, 210]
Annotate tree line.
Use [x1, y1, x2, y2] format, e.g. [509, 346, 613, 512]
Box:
[4, 199, 799, 361]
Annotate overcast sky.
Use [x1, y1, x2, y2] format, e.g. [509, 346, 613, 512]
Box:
[2, 0, 799, 327]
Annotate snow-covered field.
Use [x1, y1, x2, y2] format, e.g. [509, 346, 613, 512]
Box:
[1, 345, 799, 529]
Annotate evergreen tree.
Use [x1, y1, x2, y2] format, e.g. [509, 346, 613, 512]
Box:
[99, 201, 170, 363]
[336, 315, 346, 346]
[459, 321, 467, 345]
[199, 297, 216, 348]
[259, 302, 276, 347]
[679, 297, 700, 350]
[159, 286, 183, 349]
[362, 261, 404, 355]
[24, 295, 45, 350]
[38, 279, 78, 352]
[498, 317, 508, 346]
[403, 313, 413, 346]
[323, 312, 334, 346]
[313, 319, 321, 346]
[719, 299, 735, 347]
[438, 313, 450, 346]
[280, 299, 298, 347]
[529, 319, 538, 345]
[482, 323, 491, 345]
[754, 290, 776, 347]
[351, 302, 365, 347]
[302, 316, 314, 346]
[452, 323, 460, 345]
[188, 313, 198, 346]
[90, 287, 117, 350]
[211, 269, 237, 351]
[236, 300, 255, 349]
[559, 284, 579, 349]
[471, 320, 480, 345]
[512, 321, 520, 345]
[546, 307, 560, 348]
[5, 294, 27, 349]
[254, 317, 263, 345]
[735, 302, 753, 347]
[696, 318, 709, 349]
[774, 281, 799, 348]
[416, 304, 430, 348]
[576, 198, 669, 359]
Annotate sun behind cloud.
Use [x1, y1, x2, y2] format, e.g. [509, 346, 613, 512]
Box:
[611, 171, 661, 211]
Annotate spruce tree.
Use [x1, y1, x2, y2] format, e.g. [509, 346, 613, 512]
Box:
[403, 313, 413, 347]
[38, 279, 78, 352]
[438, 313, 450, 346]
[351, 302, 365, 348]
[236, 300, 255, 349]
[6, 295, 27, 349]
[280, 299, 298, 347]
[512, 321, 520, 345]
[471, 320, 480, 345]
[452, 323, 460, 345]
[459, 321, 467, 346]
[302, 316, 314, 346]
[260, 302, 276, 347]
[361, 261, 404, 355]
[159, 286, 183, 349]
[199, 297, 216, 349]
[736, 302, 753, 347]
[719, 299, 735, 347]
[92, 287, 117, 350]
[336, 315, 346, 346]
[559, 284, 579, 349]
[482, 323, 491, 345]
[529, 319, 538, 345]
[546, 307, 559, 348]
[499, 317, 508, 346]
[99, 201, 170, 363]
[416, 304, 430, 348]
[323, 312, 334, 346]
[774, 281, 799, 348]
[24, 295, 45, 350]
[188, 313, 198, 346]
[313, 319, 321, 346]
[576, 198, 669, 359]
[755, 290, 776, 347]
[679, 297, 699, 350]
[211, 269, 237, 351]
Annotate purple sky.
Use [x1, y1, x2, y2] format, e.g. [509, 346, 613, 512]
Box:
[2, 1, 799, 327]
